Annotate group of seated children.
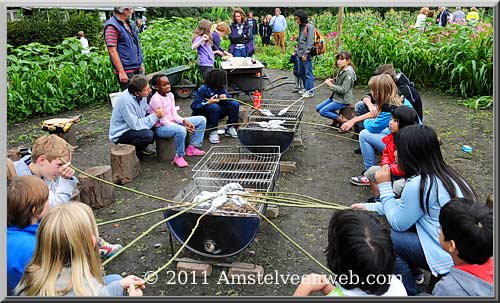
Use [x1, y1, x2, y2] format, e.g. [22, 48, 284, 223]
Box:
[7, 135, 144, 296]
[294, 196, 492, 297]
[307, 58, 492, 297]
[108, 69, 239, 167]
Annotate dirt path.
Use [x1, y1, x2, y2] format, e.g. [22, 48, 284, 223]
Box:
[7, 68, 493, 296]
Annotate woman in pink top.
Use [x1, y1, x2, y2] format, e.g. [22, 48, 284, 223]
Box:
[149, 74, 206, 167]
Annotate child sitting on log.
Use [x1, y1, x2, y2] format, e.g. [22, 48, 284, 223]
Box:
[15, 202, 145, 296]
[191, 69, 240, 144]
[149, 73, 207, 168]
[13, 134, 122, 259]
[293, 209, 407, 296]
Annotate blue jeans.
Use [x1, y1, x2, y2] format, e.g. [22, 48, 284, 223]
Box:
[354, 101, 370, 131]
[316, 98, 348, 120]
[192, 100, 240, 130]
[391, 230, 430, 296]
[233, 47, 247, 57]
[154, 116, 206, 157]
[359, 129, 387, 170]
[297, 57, 314, 94]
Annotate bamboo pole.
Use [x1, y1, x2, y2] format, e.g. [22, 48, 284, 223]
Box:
[248, 204, 335, 276]
[102, 200, 206, 267]
[144, 210, 210, 284]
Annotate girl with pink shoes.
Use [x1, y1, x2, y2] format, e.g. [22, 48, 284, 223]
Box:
[149, 74, 206, 167]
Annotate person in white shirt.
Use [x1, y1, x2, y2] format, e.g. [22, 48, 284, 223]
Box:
[415, 7, 429, 28]
[78, 31, 90, 54]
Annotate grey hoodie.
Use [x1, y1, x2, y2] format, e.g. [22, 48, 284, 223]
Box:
[432, 267, 493, 296]
[328, 65, 357, 104]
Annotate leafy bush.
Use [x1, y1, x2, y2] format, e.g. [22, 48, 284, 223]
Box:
[257, 9, 493, 99]
[7, 39, 118, 123]
[7, 9, 105, 49]
[7, 10, 493, 124]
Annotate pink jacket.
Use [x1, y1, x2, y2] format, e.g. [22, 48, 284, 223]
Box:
[149, 92, 184, 128]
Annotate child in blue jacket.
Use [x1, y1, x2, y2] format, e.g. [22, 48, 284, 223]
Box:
[191, 69, 240, 144]
[7, 176, 49, 295]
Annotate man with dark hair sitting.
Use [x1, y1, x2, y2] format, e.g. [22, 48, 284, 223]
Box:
[432, 198, 493, 296]
[109, 75, 163, 157]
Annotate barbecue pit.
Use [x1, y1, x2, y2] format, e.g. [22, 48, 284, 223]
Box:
[165, 145, 281, 258]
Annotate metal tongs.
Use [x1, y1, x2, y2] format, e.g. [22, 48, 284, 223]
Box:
[277, 82, 327, 116]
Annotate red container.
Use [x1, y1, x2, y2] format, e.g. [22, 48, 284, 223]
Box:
[253, 90, 262, 109]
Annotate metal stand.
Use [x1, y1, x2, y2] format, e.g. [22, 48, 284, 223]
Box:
[165, 227, 261, 271]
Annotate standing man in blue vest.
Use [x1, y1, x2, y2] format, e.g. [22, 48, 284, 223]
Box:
[104, 7, 145, 90]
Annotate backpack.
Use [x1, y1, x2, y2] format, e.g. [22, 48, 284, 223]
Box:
[304, 24, 326, 56]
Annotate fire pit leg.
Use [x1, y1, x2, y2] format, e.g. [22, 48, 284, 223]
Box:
[169, 231, 175, 258]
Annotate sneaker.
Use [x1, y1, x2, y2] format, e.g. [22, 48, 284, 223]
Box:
[142, 145, 156, 156]
[354, 147, 362, 154]
[350, 175, 371, 186]
[217, 129, 226, 135]
[298, 89, 305, 94]
[292, 88, 299, 93]
[186, 145, 205, 157]
[172, 155, 189, 168]
[99, 239, 123, 259]
[366, 196, 381, 203]
[415, 274, 425, 285]
[224, 126, 238, 138]
[414, 269, 425, 285]
[209, 131, 220, 144]
[301, 91, 314, 98]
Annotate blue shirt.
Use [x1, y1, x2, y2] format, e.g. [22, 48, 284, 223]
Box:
[7, 223, 39, 295]
[269, 15, 287, 33]
[363, 99, 413, 134]
[365, 176, 462, 276]
[108, 89, 158, 143]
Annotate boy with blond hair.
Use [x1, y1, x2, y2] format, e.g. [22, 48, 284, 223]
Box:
[14, 134, 77, 207]
[13, 134, 122, 258]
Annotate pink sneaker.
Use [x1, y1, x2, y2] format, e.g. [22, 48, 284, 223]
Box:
[186, 145, 206, 157]
[172, 155, 188, 168]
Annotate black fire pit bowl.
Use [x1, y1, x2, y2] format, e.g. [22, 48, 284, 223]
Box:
[164, 210, 261, 258]
[237, 128, 295, 154]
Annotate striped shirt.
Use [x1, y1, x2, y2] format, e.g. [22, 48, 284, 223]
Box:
[105, 23, 140, 73]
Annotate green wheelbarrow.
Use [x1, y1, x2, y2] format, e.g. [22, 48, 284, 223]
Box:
[146, 65, 197, 99]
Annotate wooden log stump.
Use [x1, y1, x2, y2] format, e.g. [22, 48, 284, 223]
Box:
[79, 165, 114, 209]
[156, 137, 177, 162]
[155, 135, 189, 162]
[71, 187, 81, 201]
[110, 144, 140, 184]
[56, 125, 77, 147]
[340, 105, 356, 120]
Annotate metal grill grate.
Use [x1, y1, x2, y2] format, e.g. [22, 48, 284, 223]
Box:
[192, 145, 281, 192]
[166, 145, 282, 216]
[248, 99, 305, 122]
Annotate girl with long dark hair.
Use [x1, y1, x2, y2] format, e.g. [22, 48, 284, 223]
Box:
[352, 124, 478, 295]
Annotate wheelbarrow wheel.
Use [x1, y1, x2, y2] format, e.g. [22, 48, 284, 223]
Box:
[175, 79, 194, 99]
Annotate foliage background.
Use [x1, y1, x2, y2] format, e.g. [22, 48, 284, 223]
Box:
[6, 7, 493, 123]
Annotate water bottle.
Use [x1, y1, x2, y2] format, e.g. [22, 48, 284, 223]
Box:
[253, 90, 262, 109]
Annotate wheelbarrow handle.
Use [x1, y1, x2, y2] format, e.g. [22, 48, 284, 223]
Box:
[264, 80, 296, 92]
